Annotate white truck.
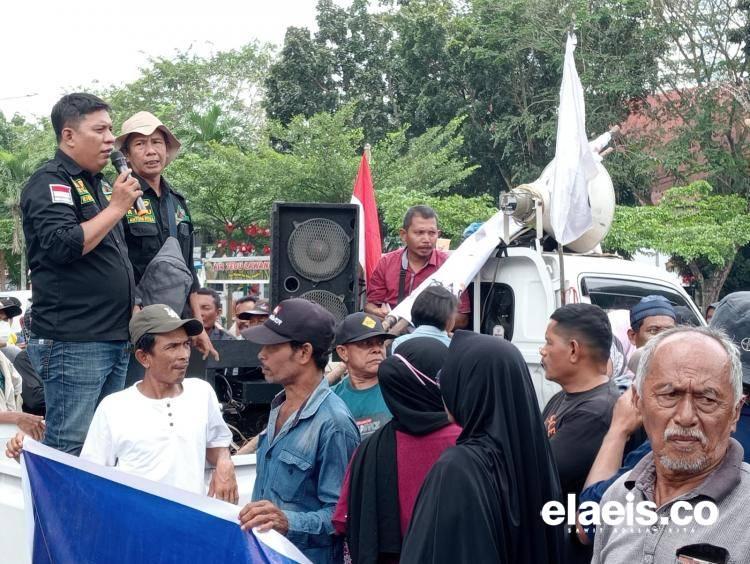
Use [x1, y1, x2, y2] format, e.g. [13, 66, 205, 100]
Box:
[468, 248, 702, 408]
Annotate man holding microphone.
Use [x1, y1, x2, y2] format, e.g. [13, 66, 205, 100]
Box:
[21, 93, 142, 455]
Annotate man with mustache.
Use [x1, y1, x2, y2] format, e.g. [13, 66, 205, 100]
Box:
[331, 312, 395, 438]
[21, 93, 142, 455]
[7, 305, 237, 501]
[593, 326, 750, 563]
[365, 205, 470, 330]
[239, 299, 359, 563]
[115, 112, 216, 360]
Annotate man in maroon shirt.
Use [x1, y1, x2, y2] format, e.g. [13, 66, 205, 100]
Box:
[364, 205, 470, 329]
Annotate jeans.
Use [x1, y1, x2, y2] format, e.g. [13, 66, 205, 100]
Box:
[27, 339, 130, 455]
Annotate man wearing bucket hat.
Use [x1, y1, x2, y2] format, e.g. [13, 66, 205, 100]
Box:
[114, 111, 216, 360]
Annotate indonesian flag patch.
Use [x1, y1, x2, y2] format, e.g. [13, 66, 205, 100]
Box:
[49, 184, 74, 206]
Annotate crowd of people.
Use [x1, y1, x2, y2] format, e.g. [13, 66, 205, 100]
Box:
[1, 91, 749, 564]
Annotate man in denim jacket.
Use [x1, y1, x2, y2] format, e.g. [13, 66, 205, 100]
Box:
[239, 299, 360, 563]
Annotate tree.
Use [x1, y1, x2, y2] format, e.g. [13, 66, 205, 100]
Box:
[264, 27, 339, 124]
[267, 0, 668, 203]
[102, 43, 272, 147]
[632, 0, 750, 198]
[604, 181, 750, 307]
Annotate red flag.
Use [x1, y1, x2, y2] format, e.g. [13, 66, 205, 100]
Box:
[351, 153, 381, 285]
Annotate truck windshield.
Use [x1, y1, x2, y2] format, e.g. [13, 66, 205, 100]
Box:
[581, 276, 701, 326]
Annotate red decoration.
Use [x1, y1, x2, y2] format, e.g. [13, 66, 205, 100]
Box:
[243, 225, 253, 236]
[217, 239, 227, 249]
[229, 240, 239, 252]
[262, 245, 271, 255]
[224, 222, 235, 234]
[264, 228, 271, 237]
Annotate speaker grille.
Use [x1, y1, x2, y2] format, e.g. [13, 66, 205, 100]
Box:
[300, 290, 349, 322]
[288, 219, 351, 282]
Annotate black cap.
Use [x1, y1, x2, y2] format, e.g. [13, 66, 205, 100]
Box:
[334, 312, 395, 347]
[129, 304, 204, 346]
[0, 297, 22, 319]
[709, 291, 750, 386]
[241, 298, 335, 352]
[237, 298, 271, 319]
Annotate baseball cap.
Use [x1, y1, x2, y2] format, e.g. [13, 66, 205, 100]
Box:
[709, 292, 750, 386]
[129, 304, 204, 346]
[237, 298, 271, 319]
[0, 297, 22, 319]
[334, 312, 395, 347]
[630, 295, 676, 329]
[241, 298, 335, 352]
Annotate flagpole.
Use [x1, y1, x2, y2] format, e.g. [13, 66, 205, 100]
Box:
[364, 143, 372, 165]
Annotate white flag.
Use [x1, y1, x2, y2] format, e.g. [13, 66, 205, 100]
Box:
[549, 34, 598, 246]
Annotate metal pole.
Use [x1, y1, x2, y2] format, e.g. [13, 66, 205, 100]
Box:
[558, 246, 566, 305]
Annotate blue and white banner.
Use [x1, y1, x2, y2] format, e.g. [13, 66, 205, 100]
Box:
[20, 438, 310, 564]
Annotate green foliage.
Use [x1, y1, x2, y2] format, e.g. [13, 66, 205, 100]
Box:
[372, 117, 479, 195]
[266, 0, 667, 202]
[604, 181, 750, 266]
[378, 189, 496, 245]
[635, 0, 750, 198]
[605, 180, 750, 305]
[102, 43, 273, 147]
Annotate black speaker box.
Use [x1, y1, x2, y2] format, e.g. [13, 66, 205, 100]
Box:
[271, 202, 359, 322]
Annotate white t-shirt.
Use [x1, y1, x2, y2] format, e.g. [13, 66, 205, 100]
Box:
[81, 378, 232, 495]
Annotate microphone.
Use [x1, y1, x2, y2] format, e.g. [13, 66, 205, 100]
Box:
[110, 151, 148, 216]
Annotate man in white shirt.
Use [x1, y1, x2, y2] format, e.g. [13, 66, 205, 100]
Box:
[7, 304, 238, 502]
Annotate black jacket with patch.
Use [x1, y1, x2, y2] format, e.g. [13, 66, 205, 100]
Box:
[122, 173, 198, 295]
[20, 149, 134, 341]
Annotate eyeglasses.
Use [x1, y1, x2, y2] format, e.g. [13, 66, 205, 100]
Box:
[393, 354, 439, 388]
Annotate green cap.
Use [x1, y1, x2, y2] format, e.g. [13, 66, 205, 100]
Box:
[129, 304, 204, 346]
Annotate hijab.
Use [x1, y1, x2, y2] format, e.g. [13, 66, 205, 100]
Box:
[346, 337, 450, 564]
[401, 331, 565, 563]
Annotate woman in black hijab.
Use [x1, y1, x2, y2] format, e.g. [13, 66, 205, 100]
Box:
[334, 337, 460, 564]
[400, 331, 565, 563]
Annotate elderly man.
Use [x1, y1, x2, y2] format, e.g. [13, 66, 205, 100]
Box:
[593, 326, 750, 563]
[239, 299, 359, 563]
[332, 312, 394, 437]
[7, 305, 237, 501]
[114, 111, 216, 359]
[365, 205, 470, 330]
[628, 295, 676, 349]
[21, 93, 142, 455]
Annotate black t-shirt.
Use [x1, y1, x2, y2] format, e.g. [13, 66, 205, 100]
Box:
[21, 150, 134, 341]
[541, 379, 619, 497]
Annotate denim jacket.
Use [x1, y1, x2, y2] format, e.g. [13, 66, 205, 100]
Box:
[252, 377, 359, 563]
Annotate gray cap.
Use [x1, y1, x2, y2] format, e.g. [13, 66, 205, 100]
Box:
[709, 292, 750, 386]
[129, 304, 203, 346]
[237, 298, 271, 319]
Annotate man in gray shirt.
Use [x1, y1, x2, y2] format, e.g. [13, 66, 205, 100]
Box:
[593, 326, 750, 564]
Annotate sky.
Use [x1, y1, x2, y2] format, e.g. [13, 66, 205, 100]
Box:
[0, 0, 350, 120]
